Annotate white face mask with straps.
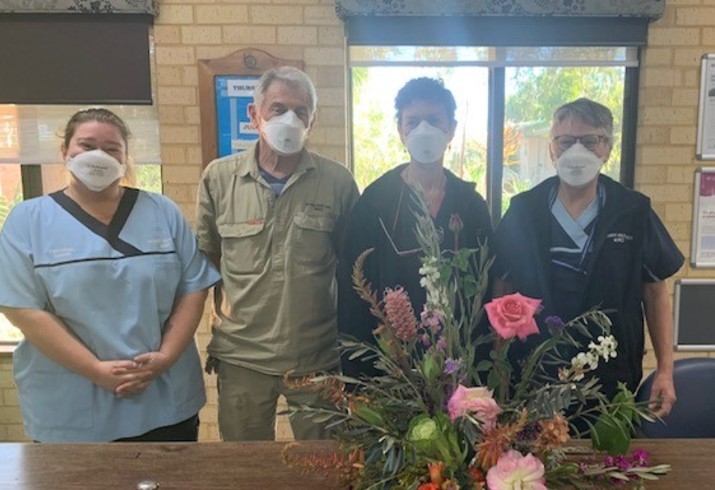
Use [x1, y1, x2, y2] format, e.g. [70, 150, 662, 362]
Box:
[555, 143, 604, 188]
[66, 149, 126, 192]
[405, 121, 450, 165]
[262, 110, 308, 156]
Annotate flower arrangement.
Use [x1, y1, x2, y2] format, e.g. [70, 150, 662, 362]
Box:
[286, 194, 670, 489]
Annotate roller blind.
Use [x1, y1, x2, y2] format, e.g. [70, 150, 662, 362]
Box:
[0, 14, 153, 104]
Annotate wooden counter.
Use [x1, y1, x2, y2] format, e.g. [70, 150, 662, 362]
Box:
[1, 439, 713, 489]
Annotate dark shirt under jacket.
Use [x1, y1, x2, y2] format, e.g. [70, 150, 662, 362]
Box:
[338, 164, 493, 379]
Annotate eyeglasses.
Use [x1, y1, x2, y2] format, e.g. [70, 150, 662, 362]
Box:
[552, 134, 609, 151]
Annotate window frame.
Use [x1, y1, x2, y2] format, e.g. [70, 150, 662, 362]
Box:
[344, 14, 650, 224]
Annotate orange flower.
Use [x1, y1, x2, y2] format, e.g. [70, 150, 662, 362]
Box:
[468, 465, 486, 488]
[428, 462, 445, 485]
[475, 411, 528, 470]
[476, 425, 511, 469]
[418, 484, 440, 490]
[535, 415, 570, 452]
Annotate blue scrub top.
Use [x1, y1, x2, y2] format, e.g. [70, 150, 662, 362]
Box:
[0, 189, 221, 442]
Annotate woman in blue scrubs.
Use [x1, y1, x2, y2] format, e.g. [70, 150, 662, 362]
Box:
[0, 108, 220, 442]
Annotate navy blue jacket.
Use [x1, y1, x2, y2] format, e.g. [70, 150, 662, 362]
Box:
[493, 175, 683, 396]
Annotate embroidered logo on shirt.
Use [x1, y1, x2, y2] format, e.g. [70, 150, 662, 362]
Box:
[305, 203, 332, 213]
[48, 248, 75, 259]
[607, 232, 633, 244]
[147, 237, 173, 250]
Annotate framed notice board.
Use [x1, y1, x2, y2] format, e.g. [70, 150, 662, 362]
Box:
[214, 75, 260, 156]
[674, 279, 715, 351]
[198, 49, 302, 168]
[697, 54, 715, 160]
[691, 168, 715, 267]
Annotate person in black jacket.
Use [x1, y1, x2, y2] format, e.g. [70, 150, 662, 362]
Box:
[492, 98, 683, 417]
[338, 77, 493, 380]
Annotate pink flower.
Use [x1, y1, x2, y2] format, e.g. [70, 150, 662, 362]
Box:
[486, 450, 546, 490]
[446, 385, 502, 430]
[485, 293, 541, 341]
[384, 287, 418, 341]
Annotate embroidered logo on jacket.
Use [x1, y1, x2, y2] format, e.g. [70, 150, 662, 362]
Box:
[607, 232, 633, 243]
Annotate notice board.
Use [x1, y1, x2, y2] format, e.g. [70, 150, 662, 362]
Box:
[198, 49, 303, 168]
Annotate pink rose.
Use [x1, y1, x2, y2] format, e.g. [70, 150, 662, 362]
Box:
[486, 450, 546, 490]
[446, 384, 502, 430]
[485, 293, 541, 341]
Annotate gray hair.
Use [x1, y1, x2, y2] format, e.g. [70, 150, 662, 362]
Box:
[253, 66, 317, 115]
[550, 97, 614, 140]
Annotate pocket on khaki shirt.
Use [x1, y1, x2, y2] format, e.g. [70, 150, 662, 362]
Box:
[218, 221, 268, 274]
[291, 212, 335, 265]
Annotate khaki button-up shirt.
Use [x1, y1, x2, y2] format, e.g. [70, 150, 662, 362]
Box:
[196, 144, 359, 376]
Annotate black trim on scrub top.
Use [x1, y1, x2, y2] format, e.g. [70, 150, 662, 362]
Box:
[49, 187, 143, 256]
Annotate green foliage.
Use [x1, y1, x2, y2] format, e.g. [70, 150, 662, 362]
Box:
[133, 164, 162, 193]
[0, 186, 22, 231]
[591, 383, 639, 455]
[505, 65, 625, 178]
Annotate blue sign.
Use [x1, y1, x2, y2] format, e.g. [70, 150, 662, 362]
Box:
[215, 75, 260, 157]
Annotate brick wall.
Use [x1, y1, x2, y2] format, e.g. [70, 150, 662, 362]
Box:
[2, 0, 715, 442]
[639, 1, 715, 372]
[0, 355, 26, 441]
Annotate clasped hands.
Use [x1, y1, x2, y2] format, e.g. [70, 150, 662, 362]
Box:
[94, 352, 172, 397]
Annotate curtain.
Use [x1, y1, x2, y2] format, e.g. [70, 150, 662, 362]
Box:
[335, 0, 664, 19]
[0, 1, 158, 15]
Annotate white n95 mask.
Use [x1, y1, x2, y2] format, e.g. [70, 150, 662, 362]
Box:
[555, 143, 604, 188]
[262, 110, 308, 156]
[67, 149, 126, 192]
[405, 121, 450, 165]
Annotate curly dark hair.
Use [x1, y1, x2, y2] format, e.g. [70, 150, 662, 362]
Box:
[394, 77, 457, 125]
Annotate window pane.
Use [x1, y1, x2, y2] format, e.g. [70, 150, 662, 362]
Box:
[350, 46, 636, 66]
[0, 104, 161, 166]
[351, 46, 490, 64]
[0, 164, 23, 343]
[134, 164, 163, 194]
[351, 65, 488, 196]
[503, 66, 624, 213]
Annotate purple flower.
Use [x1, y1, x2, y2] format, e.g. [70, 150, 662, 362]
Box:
[436, 337, 447, 351]
[631, 449, 649, 467]
[443, 358, 460, 376]
[420, 306, 443, 333]
[545, 315, 565, 334]
[614, 456, 630, 471]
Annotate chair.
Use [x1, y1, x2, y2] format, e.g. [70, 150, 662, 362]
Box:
[635, 357, 715, 438]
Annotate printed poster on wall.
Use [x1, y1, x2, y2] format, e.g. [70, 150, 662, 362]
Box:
[697, 54, 715, 160]
[691, 168, 715, 267]
[215, 75, 259, 157]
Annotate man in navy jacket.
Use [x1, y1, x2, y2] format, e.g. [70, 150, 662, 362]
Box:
[492, 98, 683, 418]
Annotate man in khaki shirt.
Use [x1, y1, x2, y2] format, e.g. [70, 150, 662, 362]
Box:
[196, 67, 359, 441]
